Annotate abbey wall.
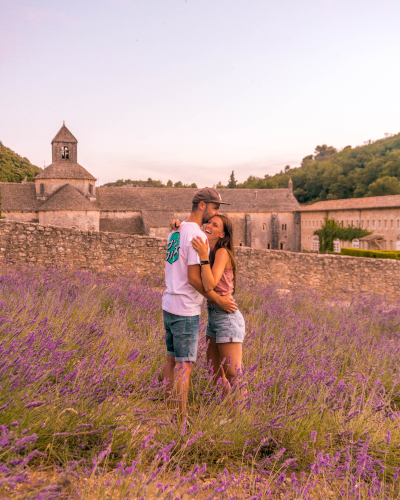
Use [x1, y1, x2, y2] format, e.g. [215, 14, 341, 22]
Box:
[1, 220, 399, 298]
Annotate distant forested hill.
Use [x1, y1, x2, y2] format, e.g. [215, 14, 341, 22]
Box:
[222, 133, 400, 204]
[102, 178, 197, 188]
[0, 142, 42, 182]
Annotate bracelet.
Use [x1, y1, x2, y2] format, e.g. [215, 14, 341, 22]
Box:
[200, 260, 210, 266]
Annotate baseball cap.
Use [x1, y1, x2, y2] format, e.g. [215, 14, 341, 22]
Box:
[192, 187, 230, 205]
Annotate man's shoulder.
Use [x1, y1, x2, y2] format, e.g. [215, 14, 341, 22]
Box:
[181, 222, 203, 238]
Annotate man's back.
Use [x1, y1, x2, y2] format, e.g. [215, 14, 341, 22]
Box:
[162, 221, 205, 316]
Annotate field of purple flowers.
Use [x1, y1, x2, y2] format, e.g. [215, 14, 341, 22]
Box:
[1, 263, 400, 499]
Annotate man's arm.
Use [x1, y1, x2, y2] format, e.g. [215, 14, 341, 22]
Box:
[188, 265, 237, 313]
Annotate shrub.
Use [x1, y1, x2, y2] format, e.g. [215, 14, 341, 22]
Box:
[341, 247, 400, 259]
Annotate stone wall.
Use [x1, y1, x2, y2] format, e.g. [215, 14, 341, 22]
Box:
[1, 220, 400, 298]
[0, 220, 166, 274]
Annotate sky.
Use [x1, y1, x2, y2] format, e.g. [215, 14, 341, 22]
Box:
[1, 0, 400, 187]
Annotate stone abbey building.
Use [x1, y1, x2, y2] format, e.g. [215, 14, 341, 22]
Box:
[3, 124, 399, 252]
[0, 124, 302, 251]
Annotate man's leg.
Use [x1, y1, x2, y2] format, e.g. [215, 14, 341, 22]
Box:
[174, 361, 193, 417]
[163, 354, 176, 400]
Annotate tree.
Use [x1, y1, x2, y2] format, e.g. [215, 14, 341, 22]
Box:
[190, 183, 198, 188]
[314, 216, 371, 251]
[167, 180, 173, 187]
[314, 145, 337, 162]
[366, 176, 400, 197]
[174, 181, 183, 188]
[227, 171, 237, 188]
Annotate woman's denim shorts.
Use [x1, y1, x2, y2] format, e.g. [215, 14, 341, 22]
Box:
[206, 302, 245, 343]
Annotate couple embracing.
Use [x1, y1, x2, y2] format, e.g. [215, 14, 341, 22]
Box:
[162, 187, 246, 421]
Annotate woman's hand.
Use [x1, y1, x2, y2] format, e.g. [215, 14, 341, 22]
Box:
[192, 236, 209, 260]
[169, 219, 181, 230]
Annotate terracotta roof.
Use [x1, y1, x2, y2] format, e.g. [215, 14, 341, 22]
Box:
[35, 162, 96, 180]
[38, 184, 99, 212]
[0, 183, 39, 211]
[52, 124, 78, 143]
[301, 195, 400, 211]
[96, 187, 301, 212]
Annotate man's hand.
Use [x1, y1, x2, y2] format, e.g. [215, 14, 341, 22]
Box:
[215, 294, 238, 313]
[170, 219, 181, 230]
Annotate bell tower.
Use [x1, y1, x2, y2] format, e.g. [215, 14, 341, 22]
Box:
[51, 122, 78, 163]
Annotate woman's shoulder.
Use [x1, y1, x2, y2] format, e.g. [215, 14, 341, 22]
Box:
[215, 247, 232, 268]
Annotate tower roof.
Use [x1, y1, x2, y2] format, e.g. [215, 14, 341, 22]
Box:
[38, 184, 99, 211]
[52, 123, 78, 144]
[35, 162, 96, 181]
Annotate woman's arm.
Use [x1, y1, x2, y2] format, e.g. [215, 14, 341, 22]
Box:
[192, 238, 229, 292]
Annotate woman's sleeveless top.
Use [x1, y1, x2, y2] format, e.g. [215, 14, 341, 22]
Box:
[215, 269, 234, 296]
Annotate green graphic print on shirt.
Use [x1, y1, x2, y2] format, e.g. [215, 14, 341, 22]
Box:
[166, 232, 180, 264]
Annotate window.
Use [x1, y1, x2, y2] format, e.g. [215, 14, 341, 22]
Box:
[390, 241, 393, 250]
[397, 240, 400, 251]
[391, 220, 394, 229]
[267, 243, 271, 249]
[333, 239, 340, 253]
[312, 221, 315, 228]
[372, 220, 376, 229]
[385, 220, 387, 229]
[351, 220, 353, 227]
[282, 223, 287, 230]
[62, 146, 69, 159]
[361, 220, 364, 228]
[341, 220, 344, 226]
[352, 239, 359, 249]
[367, 220, 370, 228]
[262, 223, 267, 231]
[312, 236, 320, 251]
[239, 241, 244, 247]
[89, 184, 93, 195]
[40, 183, 44, 195]
[378, 220, 381, 229]
[320, 220, 322, 227]
[280, 242, 285, 250]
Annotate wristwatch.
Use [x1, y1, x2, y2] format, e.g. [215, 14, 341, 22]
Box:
[200, 260, 210, 266]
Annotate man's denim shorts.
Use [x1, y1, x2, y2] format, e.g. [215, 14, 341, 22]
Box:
[163, 310, 200, 362]
[206, 302, 245, 343]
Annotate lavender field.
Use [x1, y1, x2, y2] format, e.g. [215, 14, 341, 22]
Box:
[1, 263, 400, 499]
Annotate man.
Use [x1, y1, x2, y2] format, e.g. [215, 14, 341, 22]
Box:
[162, 187, 237, 422]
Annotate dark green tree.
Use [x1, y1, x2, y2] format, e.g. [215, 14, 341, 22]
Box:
[314, 215, 371, 251]
[227, 171, 237, 188]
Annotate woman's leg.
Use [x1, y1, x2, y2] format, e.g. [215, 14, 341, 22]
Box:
[206, 336, 228, 388]
[217, 342, 242, 385]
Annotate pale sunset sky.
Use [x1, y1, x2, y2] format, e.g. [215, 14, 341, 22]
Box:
[1, 0, 399, 186]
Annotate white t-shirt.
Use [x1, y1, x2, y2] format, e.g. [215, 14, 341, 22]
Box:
[162, 221, 207, 317]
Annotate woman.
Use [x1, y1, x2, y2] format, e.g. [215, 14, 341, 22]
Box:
[172, 215, 246, 397]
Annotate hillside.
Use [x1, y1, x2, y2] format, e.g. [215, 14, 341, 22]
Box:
[102, 178, 197, 188]
[224, 133, 400, 204]
[0, 142, 42, 182]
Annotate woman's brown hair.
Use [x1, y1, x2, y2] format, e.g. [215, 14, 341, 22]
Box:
[209, 214, 237, 292]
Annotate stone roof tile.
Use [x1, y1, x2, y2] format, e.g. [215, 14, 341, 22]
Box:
[301, 195, 400, 211]
[0, 183, 39, 211]
[35, 162, 96, 180]
[96, 187, 300, 212]
[39, 184, 100, 212]
[52, 124, 78, 143]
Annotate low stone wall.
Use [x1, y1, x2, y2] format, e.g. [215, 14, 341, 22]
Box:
[0, 220, 166, 275]
[1, 220, 399, 298]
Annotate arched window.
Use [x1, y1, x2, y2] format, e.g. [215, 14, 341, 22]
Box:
[396, 239, 400, 251]
[352, 239, 359, 249]
[279, 242, 285, 250]
[333, 239, 340, 253]
[89, 184, 94, 195]
[40, 183, 44, 195]
[312, 236, 320, 251]
[267, 243, 271, 249]
[262, 223, 267, 231]
[62, 146, 69, 159]
[239, 241, 244, 247]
